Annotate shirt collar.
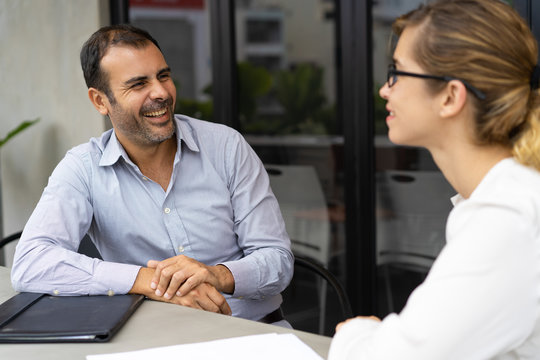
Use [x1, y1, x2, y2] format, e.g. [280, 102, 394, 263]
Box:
[99, 115, 200, 167]
[450, 157, 515, 207]
[174, 114, 200, 153]
[99, 130, 128, 167]
[450, 193, 463, 206]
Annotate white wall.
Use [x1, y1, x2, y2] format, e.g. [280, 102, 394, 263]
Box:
[0, 0, 109, 266]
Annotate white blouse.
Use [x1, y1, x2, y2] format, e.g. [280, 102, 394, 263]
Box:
[329, 158, 540, 360]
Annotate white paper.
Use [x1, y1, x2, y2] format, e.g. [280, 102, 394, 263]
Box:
[86, 333, 324, 360]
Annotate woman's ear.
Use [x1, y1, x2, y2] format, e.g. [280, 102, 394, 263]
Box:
[439, 80, 468, 118]
[88, 88, 110, 116]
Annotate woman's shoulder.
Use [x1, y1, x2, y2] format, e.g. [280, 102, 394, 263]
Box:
[467, 158, 540, 215]
[483, 158, 540, 195]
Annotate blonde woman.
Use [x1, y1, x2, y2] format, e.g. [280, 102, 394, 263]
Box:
[329, 0, 540, 358]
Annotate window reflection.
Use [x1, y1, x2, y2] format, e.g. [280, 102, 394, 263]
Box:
[236, 1, 337, 135]
[235, 0, 344, 336]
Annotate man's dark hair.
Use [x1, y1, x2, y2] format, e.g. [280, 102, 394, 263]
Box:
[80, 24, 161, 101]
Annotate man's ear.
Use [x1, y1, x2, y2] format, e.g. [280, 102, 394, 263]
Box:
[439, 80, 468, 119]
[88, 88, 110, 116]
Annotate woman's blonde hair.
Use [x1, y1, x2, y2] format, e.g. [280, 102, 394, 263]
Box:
[393, 0, 540, 170]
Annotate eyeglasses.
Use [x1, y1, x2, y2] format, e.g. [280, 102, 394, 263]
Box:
[387, 64, 486, 100]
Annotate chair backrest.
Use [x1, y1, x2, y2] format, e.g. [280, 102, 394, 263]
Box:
[294, 255, 352, 318]
[0, 231, 22, 267]
[282, 255, 352, 336]
[265, 164, 331, 265]
[0, 231, 22, 249]
[78, 235, 102, 259]
[376, 170, 455, 269]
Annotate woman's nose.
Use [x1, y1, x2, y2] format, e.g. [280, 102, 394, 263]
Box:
[379, 82, 390, 100]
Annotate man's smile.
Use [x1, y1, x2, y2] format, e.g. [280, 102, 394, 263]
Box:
[143, 108, 167, 118]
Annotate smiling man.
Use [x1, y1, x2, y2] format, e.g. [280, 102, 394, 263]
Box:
[11, 25, 293, 326]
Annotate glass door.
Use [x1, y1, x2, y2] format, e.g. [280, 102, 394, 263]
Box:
[233, 0, 345, 335]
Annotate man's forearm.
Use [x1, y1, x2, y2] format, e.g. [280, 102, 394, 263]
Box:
[12, 238, 140, 296]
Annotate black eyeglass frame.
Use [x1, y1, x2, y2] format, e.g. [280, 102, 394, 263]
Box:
[387, 64, 486, 100]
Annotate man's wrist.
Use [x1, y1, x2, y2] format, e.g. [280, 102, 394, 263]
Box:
[212, 264, 235, 294]
[128, 267, 155, 297]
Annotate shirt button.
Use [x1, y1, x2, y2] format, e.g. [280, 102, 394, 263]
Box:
[164, 207, 171, 214]
[53, 289, 59, 296]
[107, 289, 115, 296]
[178, 245, 185, 253]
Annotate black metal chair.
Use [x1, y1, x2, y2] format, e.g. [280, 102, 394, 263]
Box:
[0, 231, 22, 249]
[0, 231, 23, 266]
[283, 254, 352, 336]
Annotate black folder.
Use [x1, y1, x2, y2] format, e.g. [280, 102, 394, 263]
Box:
[0, 292, 144, 343]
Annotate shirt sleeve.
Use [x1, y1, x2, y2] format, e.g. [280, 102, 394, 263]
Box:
[219, 131, 294, 299]
[11, 151, 141, 296]
[329, 197, 540, 359]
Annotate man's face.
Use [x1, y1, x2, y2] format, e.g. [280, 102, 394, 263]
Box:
[99, 43, 177, 148]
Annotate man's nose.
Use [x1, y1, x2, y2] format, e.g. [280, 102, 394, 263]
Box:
[149, 79, 169, 100]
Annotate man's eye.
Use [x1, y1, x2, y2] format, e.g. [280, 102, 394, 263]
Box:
[159, 73, 171, 81]
[131, 82, 145, 88]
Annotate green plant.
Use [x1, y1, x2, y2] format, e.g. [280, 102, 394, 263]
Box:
[0, 118, 40, 148]
[197, 62, 273, 125]
[274, 63, 327, 134]
[237, 62, 273, 123]
[176, 98, 214, 121]
[172, 79, 214, 121]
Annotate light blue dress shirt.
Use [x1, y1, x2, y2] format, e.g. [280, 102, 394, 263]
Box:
[11, 115, 293, 321]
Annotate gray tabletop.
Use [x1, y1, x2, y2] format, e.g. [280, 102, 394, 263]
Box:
[0, 266, 331, 359]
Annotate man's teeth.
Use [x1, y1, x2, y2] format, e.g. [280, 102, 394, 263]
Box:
[390, 111, 395, 116]
[144, 109, 167, 117]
